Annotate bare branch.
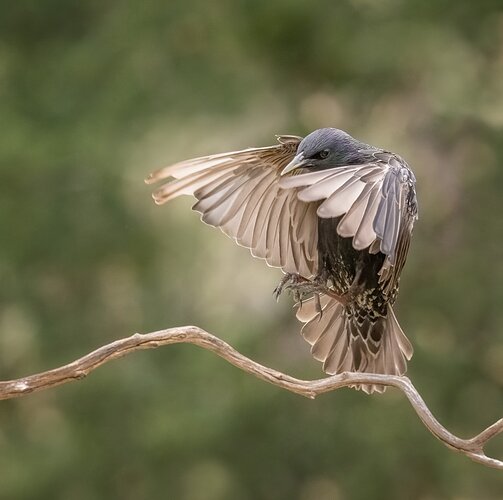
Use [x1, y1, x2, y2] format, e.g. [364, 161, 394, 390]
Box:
[0, 326, 501, 469]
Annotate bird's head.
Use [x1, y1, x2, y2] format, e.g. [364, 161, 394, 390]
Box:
[281, 128, 372, 175]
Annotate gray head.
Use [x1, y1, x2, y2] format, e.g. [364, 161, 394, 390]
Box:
[281, 128, 375, 175]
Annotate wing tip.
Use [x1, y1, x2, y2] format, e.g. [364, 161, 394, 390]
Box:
[145, 168, 173, 185]
[145, 164, 179, 185]
[151, 191, 167, 205]
[145, 174, 157, 185]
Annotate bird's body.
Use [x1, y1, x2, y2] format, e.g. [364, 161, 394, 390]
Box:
[318, 215, 388, 313]
[146, 128, 418, 393]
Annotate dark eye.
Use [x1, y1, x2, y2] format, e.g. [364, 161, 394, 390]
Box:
[319, 149, 330, 159]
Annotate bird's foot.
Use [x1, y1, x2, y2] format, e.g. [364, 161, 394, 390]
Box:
[273, 274, 327, 302]
[273, 273, 303, 301]
[274, 274, 347, 309]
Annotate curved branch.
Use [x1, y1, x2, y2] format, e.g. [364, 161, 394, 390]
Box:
[0, 326, 501, 469]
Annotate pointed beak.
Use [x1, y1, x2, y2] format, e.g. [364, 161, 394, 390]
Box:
[280, 153, 307, 176]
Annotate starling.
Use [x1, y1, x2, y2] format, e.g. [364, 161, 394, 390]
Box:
[146, 128, 418, 393]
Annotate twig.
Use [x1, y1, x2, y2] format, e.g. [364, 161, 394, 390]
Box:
[0, 326, 501, 469]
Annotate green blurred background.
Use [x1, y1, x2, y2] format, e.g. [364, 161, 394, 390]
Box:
[1, 1, 502, 499]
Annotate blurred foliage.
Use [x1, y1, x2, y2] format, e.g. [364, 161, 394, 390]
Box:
[0, 1, 502, 499]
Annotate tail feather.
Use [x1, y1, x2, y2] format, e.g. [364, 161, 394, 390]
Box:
[297, 294, 413, 394]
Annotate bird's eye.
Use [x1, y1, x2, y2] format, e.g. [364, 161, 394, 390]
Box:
[319, 149, 330, 159]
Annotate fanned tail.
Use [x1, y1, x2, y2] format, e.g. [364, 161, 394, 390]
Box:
[297, 294, 413, 394]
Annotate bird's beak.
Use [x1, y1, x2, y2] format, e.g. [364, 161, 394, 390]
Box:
[280, 153, 307, 176]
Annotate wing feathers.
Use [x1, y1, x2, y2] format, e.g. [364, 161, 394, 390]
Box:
[248, 185, 278, 255]
[317, 177, 366, 218]
[337, 184, 372, 238]
[279, 158, 416, 273]
[278, 169, 338, 189]
[147, 137, 320, 276]
[237, 172, 275, 246]
[297, 170, 357, 203]
[353, 187, 381, 250]
[147, 141, 416, 291]
[152, 165, 235, 204]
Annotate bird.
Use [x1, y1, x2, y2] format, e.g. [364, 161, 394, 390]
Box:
[145, 128, 418, 393]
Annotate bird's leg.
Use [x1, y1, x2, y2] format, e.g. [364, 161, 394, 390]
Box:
[309, 273, 349, 306]
[347, 268, 364, 301]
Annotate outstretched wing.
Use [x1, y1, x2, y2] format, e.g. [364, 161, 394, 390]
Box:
[146, 139, 417, 289]
[278, 152, 418, 290]
[145, 135, 319, 277]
